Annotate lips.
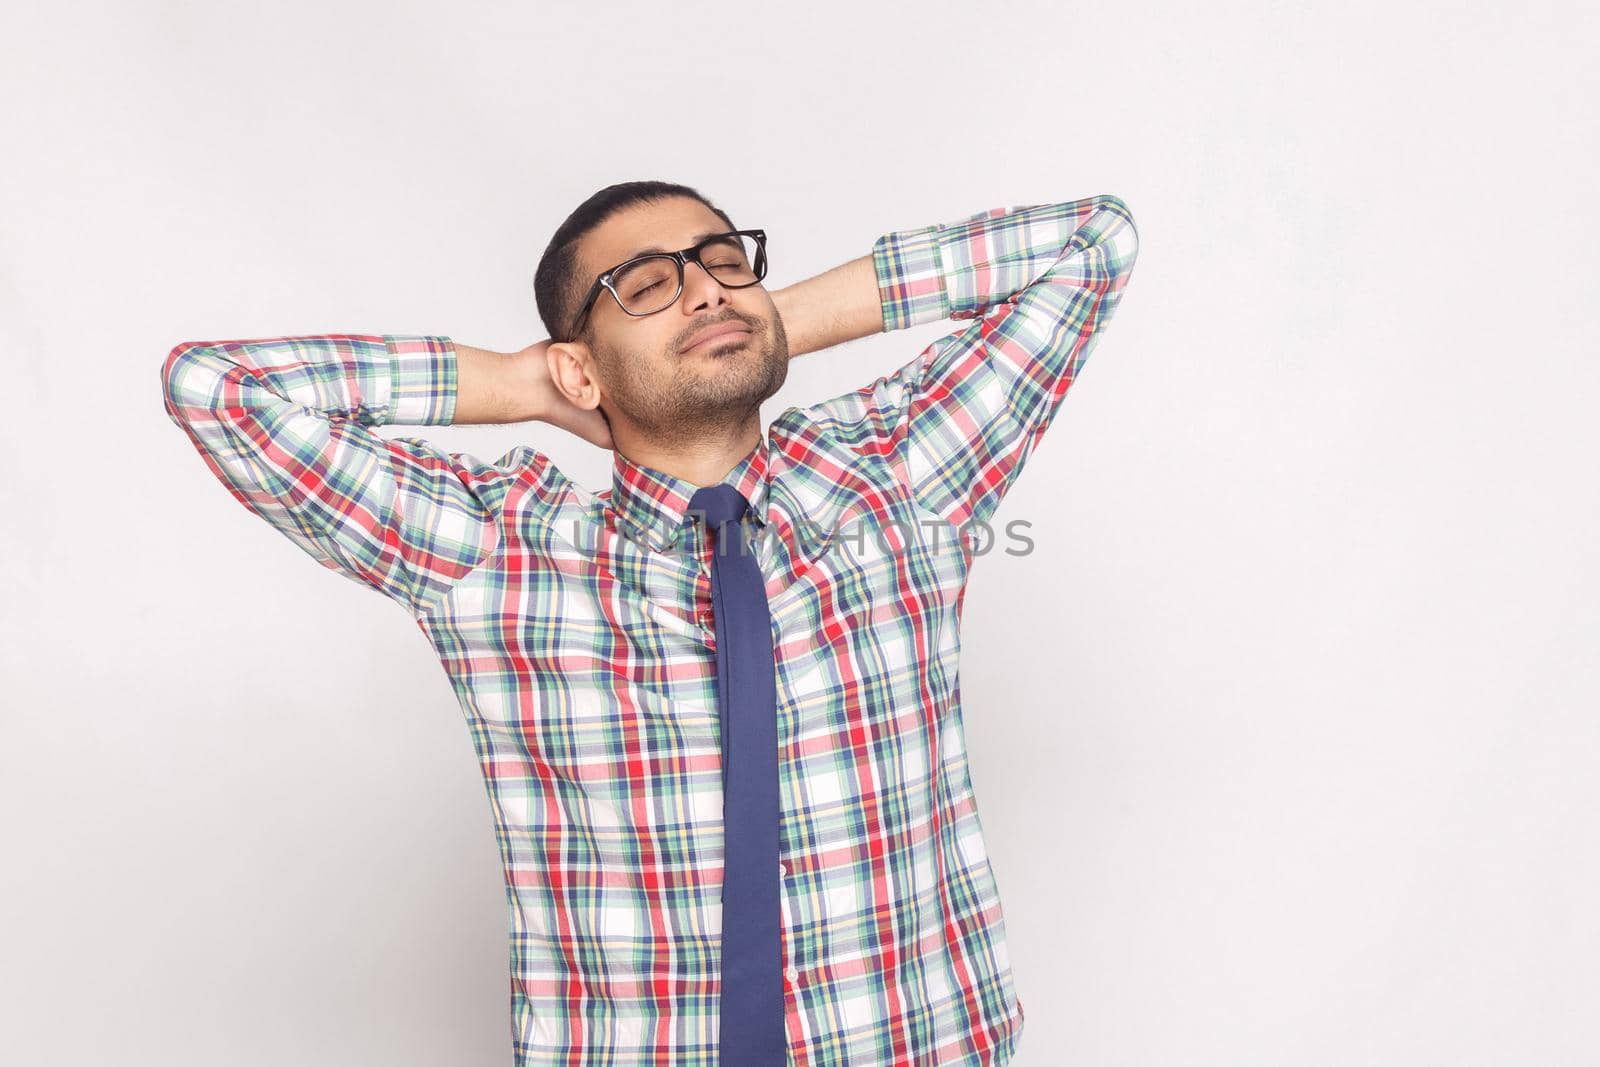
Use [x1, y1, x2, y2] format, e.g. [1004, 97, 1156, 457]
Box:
[683, 321, 751, 352]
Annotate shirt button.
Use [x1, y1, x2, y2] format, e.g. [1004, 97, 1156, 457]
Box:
[786, 964, 800, 982]
[779, 861, 788, 878]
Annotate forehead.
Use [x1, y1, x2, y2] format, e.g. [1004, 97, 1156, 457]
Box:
[580, 196, 729, 278]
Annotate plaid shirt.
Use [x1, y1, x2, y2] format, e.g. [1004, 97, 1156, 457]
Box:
[160, 193, 1139, 1066]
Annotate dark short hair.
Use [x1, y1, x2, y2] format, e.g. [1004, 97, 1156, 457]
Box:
[534, 180, 736, 346]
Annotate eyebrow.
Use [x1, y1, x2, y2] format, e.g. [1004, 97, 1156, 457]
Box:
[621, 230, 728, 262]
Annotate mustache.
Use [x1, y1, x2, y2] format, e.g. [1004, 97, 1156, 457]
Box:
[678, 314, 758, 352]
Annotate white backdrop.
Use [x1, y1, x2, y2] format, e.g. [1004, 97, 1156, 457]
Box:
[2, 2, 1597, 1064]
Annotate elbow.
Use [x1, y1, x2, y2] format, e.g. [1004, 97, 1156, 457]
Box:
[1096, 194, 1139, 277]
[1096, 193, 1135, 230]
[161, 341, 220, 421]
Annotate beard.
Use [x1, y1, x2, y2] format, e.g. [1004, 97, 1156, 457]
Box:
[601, 312, 790, 441]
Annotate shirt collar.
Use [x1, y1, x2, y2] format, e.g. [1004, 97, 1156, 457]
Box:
[606, 434, 771, 553]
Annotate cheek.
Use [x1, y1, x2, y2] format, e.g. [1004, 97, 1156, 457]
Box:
[626, 345, 679, 386]
[602, 334, 666, 373]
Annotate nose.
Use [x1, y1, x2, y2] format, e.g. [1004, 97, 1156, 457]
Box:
[680, 257, 733, 316]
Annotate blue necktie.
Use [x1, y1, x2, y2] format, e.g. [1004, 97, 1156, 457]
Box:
[687, 482, 785, 1065]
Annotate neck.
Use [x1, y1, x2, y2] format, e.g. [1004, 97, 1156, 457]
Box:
[615, 415, 761, 488]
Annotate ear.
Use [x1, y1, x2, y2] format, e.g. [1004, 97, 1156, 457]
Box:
[545, 339, 604, 412]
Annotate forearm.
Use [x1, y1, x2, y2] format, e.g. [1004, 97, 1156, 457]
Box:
[161, 333, 540, 427]
[874, 196, 1137, 331]
[162, 334, 456, 429]
[451, 341, 544, 424]
[770, 254, 888, 359]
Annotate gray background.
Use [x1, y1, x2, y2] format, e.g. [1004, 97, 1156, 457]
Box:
[3, 1, 1597, 1064]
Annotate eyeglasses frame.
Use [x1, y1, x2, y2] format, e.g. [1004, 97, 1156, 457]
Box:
[565, 228, 768, 342]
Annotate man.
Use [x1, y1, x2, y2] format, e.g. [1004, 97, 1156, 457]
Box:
[160, 179, 1139, 1066]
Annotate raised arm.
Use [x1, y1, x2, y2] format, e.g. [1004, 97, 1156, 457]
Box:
[808, 194, 1140, 533]
[160, 334, 537, 617]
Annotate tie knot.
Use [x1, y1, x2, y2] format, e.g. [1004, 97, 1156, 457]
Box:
[687, 482, 749, 530]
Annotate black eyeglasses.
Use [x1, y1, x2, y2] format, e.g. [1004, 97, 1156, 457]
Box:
[566, 229, 768, 341]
